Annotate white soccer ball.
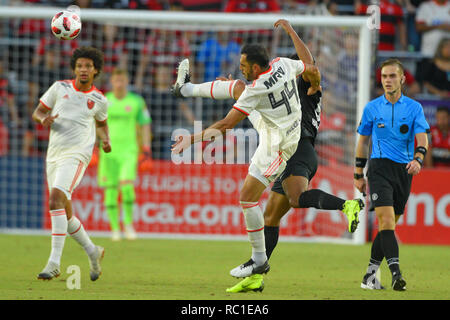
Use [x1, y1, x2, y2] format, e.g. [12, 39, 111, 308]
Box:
[51, 11, 82, 40]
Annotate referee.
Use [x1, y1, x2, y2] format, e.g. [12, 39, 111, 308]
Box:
[354, 59, 430, 291]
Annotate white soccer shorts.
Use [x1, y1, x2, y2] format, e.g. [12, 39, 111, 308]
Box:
[46, 158, 87, 200]
[249, 143, 298, 187]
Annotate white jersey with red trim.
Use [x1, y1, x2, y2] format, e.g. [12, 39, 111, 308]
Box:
[40, 80, 108, 164]
[234, 57, 304, 162]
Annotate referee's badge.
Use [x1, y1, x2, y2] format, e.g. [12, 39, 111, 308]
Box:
[400, 124, 409, 134]
[371, 193, 378, 201]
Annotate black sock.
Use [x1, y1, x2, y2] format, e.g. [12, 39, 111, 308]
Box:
[366, 232, 384, 274]
[298, 189, 346, 210]
[380, 230, 400, 276]
[370, 232, 384, 264]
[264, 226, 279, 260]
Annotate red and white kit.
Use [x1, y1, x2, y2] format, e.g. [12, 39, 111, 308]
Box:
[40, 80, 108, 199]
[234, 57, 304, 186]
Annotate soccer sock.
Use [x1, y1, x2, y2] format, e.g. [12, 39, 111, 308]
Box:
[380, 230, 401, 276]
[298, 189, 346, 210]
[67, 216, 96, 256]
[181, 80, 237, 100]
[264, 226, 279, 260]
[49, 209, 68, 265]
[367, 232, 383, 274]
[240, 201, 267, 265]
[104, 187, 120, 231]
[120, 183, 135, 226]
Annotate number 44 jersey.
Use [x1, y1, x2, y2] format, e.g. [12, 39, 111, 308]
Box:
[233, 57, 304, 162]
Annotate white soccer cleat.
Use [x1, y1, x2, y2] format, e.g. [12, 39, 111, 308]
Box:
[172, 58, 190, 98]
[37, 261, 61, 280]
[111, 230, 121, 241]
[88, 245, 104, 281]
[230, 259, 270, 278]
[124, 224, 137, 240]
[360, 272, 385, 290]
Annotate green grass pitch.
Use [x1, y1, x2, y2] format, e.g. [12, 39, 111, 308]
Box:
[0, 234, 448, 300]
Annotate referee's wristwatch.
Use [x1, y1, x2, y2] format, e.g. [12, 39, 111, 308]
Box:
[354, 173, 364, 180]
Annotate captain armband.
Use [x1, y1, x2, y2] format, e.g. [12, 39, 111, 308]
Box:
[415, 146, 427, 157]
[355, 157, 368, 168]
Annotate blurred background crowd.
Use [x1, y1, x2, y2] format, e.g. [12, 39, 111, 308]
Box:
[0, 0, 449, 168]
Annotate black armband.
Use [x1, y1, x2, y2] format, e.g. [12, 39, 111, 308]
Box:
[415, 146, 427, 157]
[414, 156, 423, 167]
[354, 173, 364, 180]
[355, 157, 368, 168]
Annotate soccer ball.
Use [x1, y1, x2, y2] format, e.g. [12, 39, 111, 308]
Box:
[51, 11, 81, 40]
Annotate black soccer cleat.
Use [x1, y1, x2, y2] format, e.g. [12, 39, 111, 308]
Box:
[392, 272, 407, 291]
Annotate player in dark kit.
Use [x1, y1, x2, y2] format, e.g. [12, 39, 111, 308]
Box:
[172, 19, 364, 292]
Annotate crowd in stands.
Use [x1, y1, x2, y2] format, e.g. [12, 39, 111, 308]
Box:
[0, 0, 449, 167]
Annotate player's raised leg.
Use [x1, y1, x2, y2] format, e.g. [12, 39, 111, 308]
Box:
[172, 58, 245, 100]
[282, 175, 364, 233]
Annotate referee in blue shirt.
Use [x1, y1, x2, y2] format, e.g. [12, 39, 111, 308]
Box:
[354, 59, 430, 291]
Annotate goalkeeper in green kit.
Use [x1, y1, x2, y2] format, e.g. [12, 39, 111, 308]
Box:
[97, 68, 152, 241]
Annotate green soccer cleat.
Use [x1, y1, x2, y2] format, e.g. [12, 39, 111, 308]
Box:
[342, 199, 365, 233]
[226, 274, 265, 293]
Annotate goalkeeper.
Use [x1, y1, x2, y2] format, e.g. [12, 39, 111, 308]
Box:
[97, 68, 152, 241]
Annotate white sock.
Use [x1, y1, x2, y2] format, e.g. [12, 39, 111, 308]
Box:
[48, 209, 68, 265]
[67, 216, 96, 256]
[181, 80, 237, 99]
[240, 201, 267, 265]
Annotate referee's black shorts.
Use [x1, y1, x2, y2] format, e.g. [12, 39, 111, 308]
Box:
[271, 137, 318, 195]
[367, 158, 413, 215]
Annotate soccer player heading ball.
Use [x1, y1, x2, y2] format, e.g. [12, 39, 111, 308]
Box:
[32, 47, 110, 281]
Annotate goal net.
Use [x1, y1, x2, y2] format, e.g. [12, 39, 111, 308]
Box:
[0, 6, 372, 244]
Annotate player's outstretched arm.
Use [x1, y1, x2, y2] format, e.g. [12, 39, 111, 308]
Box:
[32, 103, 58, 128]
[172, 108, 247, 154]
[274, 19, 314, 65]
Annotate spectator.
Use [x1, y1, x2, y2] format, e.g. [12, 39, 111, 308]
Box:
[422, 38, 450, 98]
[196, 31, 241, 82]
[0, 58, 20, 127]
[305, 0, 338, 15]
[96, 24, 129, 92]
[281, 0, 310, 14]
[149, 64, 195, 159]
[224, 0, 281, 12]
[425, 106, 450, 167]
[24, 43, 69, 156]
[32, 36, 79, 70]
[135, 29, 191, 93]
[101, 0, 170, 9]
[375, 66, 421, 97]
[178, 0, 223, 11]
[0, 118, 7, 156]
[355, 0, 407, 51]
[396, 0, 424, 51]
[415, 0, 450, 58]
[0, 57, 21, 155]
